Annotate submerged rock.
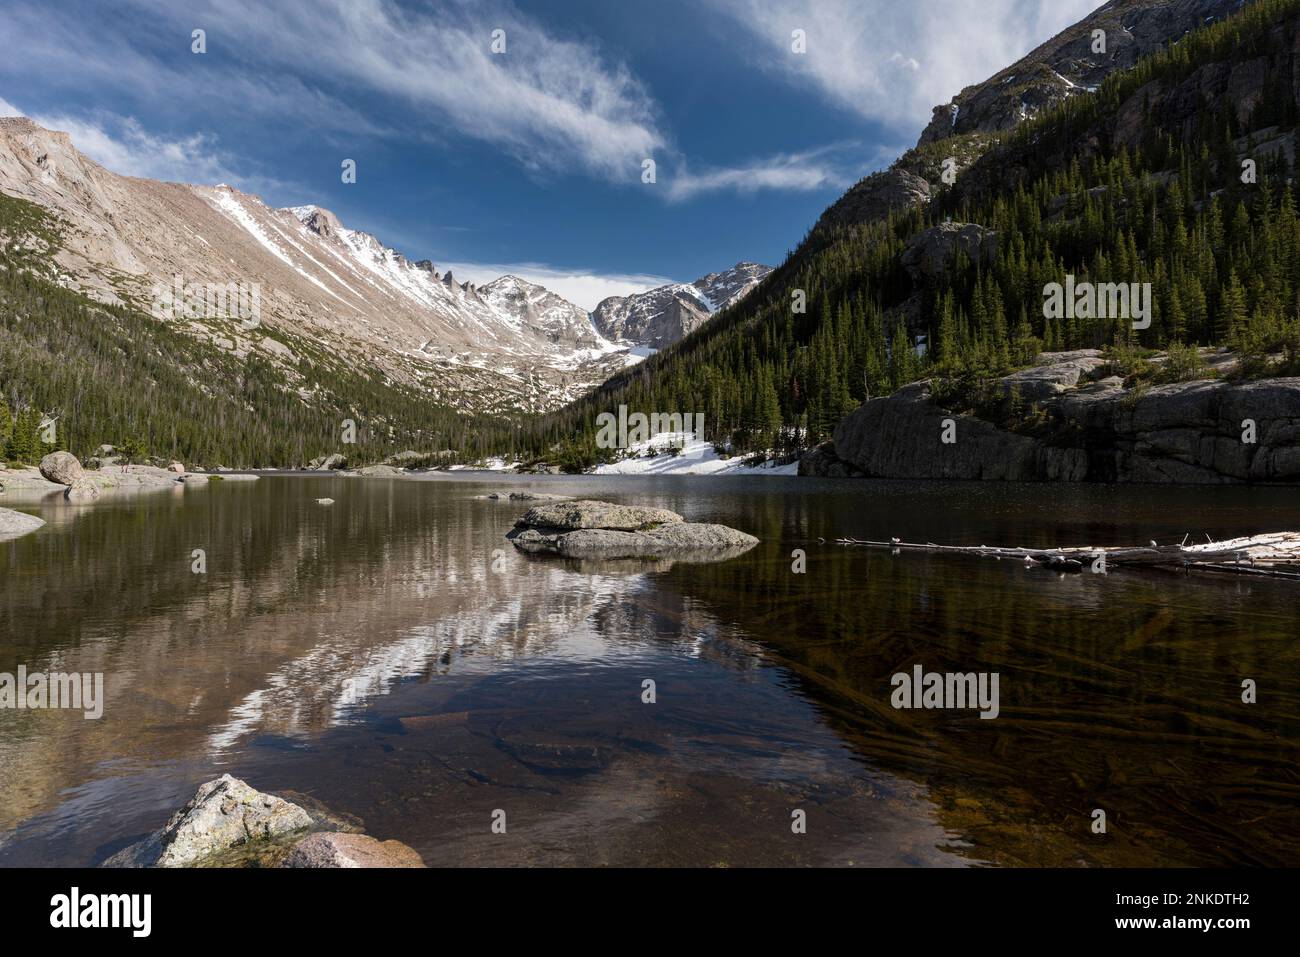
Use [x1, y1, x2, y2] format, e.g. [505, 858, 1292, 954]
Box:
[39, 451, 83, 486]
[0, 507, 45, 541]
[282, 832, 425, 869]
[103, 774, 313, 868]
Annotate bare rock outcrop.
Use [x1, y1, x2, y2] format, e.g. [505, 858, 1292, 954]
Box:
[814, 168, 932, 234]
[820, 353, 1300, 484]
[900, 222, 998, 280]
[916, 0, 1252, 146]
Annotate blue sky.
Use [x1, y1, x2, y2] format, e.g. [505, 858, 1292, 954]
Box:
[0, 0, 1096, 308]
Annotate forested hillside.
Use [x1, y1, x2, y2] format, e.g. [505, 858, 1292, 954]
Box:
[524, 0, 1300, 466]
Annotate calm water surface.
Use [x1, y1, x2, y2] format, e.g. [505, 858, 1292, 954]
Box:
[1, 473, 1297, 866]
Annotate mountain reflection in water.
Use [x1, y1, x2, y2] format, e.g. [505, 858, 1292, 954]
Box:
[1, 473, 1297, 866]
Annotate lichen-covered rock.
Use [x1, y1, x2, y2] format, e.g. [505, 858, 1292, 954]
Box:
[102, 774, 313, 868]
[519, 500, 683, 531]
[39, 451, 83, 486]
[282, 832, 425, 869]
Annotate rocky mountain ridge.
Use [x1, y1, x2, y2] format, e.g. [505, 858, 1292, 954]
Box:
[0, 116, 763, 414]
[591, 262, 772, 349]
[817, 0, 1256, 237]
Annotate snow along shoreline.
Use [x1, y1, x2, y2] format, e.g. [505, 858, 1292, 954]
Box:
[590, 433, 798, 476]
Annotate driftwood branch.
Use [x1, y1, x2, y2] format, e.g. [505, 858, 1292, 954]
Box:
[834, 532, 1300, 579]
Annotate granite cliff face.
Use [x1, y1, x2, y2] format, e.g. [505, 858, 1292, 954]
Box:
[803, 352, 1300, 484]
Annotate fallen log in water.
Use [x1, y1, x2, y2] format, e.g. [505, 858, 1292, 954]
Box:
[834, 532, 1300, 579]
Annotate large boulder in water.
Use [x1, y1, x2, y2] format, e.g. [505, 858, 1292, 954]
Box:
[39, 451, 83, 486]
[103, 774, 313, 868]
[64, 479, 101, 503]
[518, 500, 683, 531]
[508, 499, 757, 562]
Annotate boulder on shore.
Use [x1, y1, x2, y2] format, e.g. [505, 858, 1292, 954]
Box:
[307, 453, 347, 471]
[39, 451, 83, 486]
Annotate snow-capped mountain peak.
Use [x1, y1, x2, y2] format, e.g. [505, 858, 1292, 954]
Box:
[0, 116, 636, 412]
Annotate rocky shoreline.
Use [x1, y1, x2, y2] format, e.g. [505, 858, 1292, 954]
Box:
[801, 351, 1300, 484]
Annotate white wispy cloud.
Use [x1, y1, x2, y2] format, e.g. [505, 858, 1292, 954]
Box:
[440, 262, 674, 312]
[666, 143, 868, 202]
[87, 0, 669, 184]
[708, 0, 1100, 134]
